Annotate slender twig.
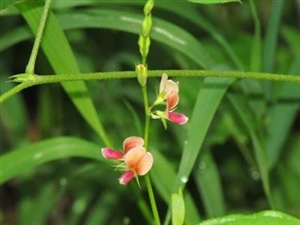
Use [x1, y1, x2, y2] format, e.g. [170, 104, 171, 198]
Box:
[25, 0, 52, 74]
[1, 70, 299, 104]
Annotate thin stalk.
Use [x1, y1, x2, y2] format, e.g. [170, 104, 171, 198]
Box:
[141, 84, 161, 225]
[145, 174, 161, 225]
[142, 86, 150, 147]
[25, 0, 52, 74]
[1, 69, 300, 103]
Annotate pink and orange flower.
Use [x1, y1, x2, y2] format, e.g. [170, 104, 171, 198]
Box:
[101, 136, 153, 185]
[152, 73, 188, 127]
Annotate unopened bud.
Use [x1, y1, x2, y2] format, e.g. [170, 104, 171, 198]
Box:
[144, 0, 154, 15]
[136, 64, 148, 86]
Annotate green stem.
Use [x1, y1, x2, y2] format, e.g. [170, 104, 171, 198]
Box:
[145, 174, 161, 225]
[142, 86, 150, 147]
[25, 0, 52, 74]
[1, 69, 300, 103]
[141, 84, 160, 225]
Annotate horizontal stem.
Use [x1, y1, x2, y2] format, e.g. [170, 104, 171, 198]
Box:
[1, 69, 299, 103]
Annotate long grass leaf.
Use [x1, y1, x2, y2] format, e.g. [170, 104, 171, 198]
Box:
[15, 1, 111, 146]
[266, 56, 300, 167]
[194, 151, 226, 217]
[174, 77, 234, 189]
[227, 94, 274, 208]
[262, 0, 284, 73]
[0, 137, 102, 184]
[152, 150, 201, 224]
[249, 0, 262, 72]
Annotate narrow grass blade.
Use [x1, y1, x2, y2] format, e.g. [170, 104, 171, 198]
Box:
[15, 1, 111, 146]
[262, 0, 284, 73]
[194, 151, 226, 217]
[249, 0, 262, 72]
[266, 56, 300, 167]
[227, 94, 274, 208]
[151, 150, 201, 224]
[173, 77, 235, 191]
[0, 137, 102, 184]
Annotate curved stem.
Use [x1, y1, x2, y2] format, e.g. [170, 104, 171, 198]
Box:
[1, 69, 300, 103]
[26, 0, 52, 74]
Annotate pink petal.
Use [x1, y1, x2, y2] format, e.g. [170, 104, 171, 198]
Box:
[101, 148, 124, 159]
[135, 152, 153, 176]
[123, 136, 144, 153]
[124, 147, 147, 169]
[168, 112, 189, 125]
[119, 170, 135, 185]
[167, 91, 179, 111]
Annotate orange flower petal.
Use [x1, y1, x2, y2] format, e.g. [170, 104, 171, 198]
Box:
[123, 136, 144, 153]
[167, 91, 179, 111]
[124, 147, 147, 169]
[135, 152, 153, 176]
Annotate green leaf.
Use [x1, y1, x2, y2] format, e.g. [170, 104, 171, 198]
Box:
[0, 137, 102, 184]
[173, 77, 235, 191]
[188, 0, 241, 4]
[262, 0, 284, 73]
[162, 77, 234, 224]
[194, 151, 226, 217]
[266, 56, 300, 167]
[198, 210, 300, 225]
[0, 0, 20, 10]
[172, 188, 185, 225]
[151, 150, 201, 224]
[56, 9, 214, 69]
[249, 0, 262, 72]
[227, 94, 274, 207]
[19, 184, 60, 225]
[16, 1, 111, 146]
[281, 26, 300, 54]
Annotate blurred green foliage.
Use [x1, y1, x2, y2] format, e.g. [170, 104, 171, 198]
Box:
[0, 0, 299, 224]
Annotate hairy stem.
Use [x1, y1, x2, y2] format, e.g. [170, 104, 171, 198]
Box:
[25, 0, 52, 74]
[1, 69, 299, 103]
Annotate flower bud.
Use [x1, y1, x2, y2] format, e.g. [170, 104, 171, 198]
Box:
[144, 0, 154, 15]
[136, 64, 148, 86]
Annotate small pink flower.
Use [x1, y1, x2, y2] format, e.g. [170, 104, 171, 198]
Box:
[152, 74, 188, 127]
[166, 91, 188, 125]
[101, 136, 153, 185]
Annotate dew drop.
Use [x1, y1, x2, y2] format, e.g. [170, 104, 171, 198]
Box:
[198, 162, 206, 171]
[180, 176, 188, 184]
[251, 170, 260, 180]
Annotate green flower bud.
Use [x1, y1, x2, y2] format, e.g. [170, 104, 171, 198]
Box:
[136, 64, 148, 86]
[142, 14, 152, 36]
[144, 0, 154, 15]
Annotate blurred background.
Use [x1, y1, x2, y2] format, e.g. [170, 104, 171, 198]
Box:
[1, 0, 299, 224]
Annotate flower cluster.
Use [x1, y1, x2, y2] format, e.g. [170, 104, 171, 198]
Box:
[151, 73, 189, 128]
[101, 73, 188, 185]
[101, 136, 153, 185]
